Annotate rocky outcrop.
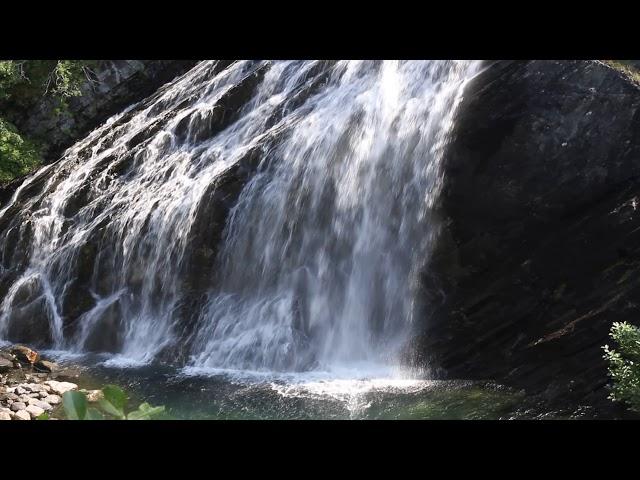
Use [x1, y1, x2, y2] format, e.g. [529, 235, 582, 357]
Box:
[12, 60, 199, 163]
[0, 61, 198, 204]
[415, 60, 640, 416]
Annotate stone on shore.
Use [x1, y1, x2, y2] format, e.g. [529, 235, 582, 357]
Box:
[1, 344, 84, 420]
[34, 360, 58, 373]
[53, 367, 81, 382]
[10, 402, 26, 412]
[0, 358, 13, 372]
[13, 410, 31, 420]
[27, 397, 52, 410]
[10, 346, 40, 365]
[83, 389, 104, 402]
[43, 394, 61, 405]
[25, 405, 44, 419]
[44, 380, 78, 395]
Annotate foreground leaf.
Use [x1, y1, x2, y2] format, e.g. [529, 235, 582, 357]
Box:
[85, 408, 105, 420]
[63, 391, 88, 420]
[99, 385, 127, 418]
[127, 403, 166, 420]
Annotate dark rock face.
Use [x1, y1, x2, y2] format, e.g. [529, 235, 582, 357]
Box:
[415, 60, 640, 416]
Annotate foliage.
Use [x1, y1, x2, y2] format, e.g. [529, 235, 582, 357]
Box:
[0, 60, 97, 106]
[0, 60, 97, 184]
[0, 118, 42, 183]
[603, 321, 640, 411]
[60, 385, 168, 420]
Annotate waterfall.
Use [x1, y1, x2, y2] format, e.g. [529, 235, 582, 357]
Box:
[0, 60, 480, 374]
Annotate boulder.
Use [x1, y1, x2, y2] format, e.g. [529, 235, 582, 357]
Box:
[0, 351, 15, 362]
[83, 390, 104, 403]
[25, 405, 44, 419]
[52, 368, 82, 382]
[0, 358, 13, 373]
[31, 400, 52, 411]
[13, 410, 31, 420]
[10, 345, 40, 364]
[44, 381, 78, 395]
[34, 360, 58, 373]
[43, 394, 61, 405]
[23, 383, 46, 393]
[0, 411, 11, 421]
[10, 402, 26, 412]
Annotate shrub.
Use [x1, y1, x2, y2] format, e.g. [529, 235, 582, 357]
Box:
[0, 118, 41, 183]
[0, 60, 97, 183]
[603, 321, 640, 411]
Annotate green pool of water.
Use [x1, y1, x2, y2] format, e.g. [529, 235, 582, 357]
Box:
[52, 361, 550, 420]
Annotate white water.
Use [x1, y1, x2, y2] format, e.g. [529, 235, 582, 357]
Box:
[0, 60, 480, 379]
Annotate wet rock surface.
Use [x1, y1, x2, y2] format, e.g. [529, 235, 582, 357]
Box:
[416, 60, 640, 417]
[0, 61, 334, 361]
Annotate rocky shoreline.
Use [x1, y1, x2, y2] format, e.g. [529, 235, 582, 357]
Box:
[0, 344, 101, 420]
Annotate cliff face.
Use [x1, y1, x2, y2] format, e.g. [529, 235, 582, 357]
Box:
[8, 60, 198, 164]
[2, 59, 639, 415]
[416, 60, 640, 416]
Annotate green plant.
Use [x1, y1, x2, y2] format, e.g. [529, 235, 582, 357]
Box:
[0, 118, 42, 183]
[603, 321, 640, 411]
[0, 60, 98, 183]
[61, 385, 168, 420]
[0, 60, 97, 104]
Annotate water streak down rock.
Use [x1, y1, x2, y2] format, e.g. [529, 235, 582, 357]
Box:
[0, 60, 480, 374]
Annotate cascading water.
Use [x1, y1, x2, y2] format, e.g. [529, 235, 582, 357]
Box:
[0, 60, 480, 379]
